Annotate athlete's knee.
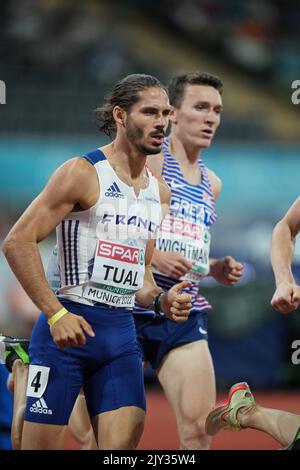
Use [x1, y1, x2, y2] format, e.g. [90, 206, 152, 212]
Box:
[179, 418, 211, 450]
[116, 423, 144, 450]
[106, 434, 141, 450]
[101, 415, 144, 450]
[79, 428, 98, 450]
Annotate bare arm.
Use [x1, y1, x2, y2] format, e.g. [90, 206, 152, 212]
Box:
[2, 158, 97, 346]
[2, 158, 97, 317]
[270, 197, 300, 313]
[270, 198, 300, 286]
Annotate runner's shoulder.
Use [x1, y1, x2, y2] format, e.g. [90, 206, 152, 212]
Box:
[57, 156, 96, 180]
[48, 157, 99, 206]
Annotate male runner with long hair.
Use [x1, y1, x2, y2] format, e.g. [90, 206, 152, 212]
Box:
[2, 74, 192, 450]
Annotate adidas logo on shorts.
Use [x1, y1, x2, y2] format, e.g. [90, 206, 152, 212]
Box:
[105, 182, 124, 198]
[29, 397, 53, 415]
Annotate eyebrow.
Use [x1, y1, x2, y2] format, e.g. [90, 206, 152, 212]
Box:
[195, 101, 223, 110]
[140, 106, 171, 114]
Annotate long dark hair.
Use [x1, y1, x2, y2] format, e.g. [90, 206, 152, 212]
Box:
[95, 74, 166, 137]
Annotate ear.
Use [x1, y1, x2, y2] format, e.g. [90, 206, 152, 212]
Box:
[169, 106, 178, 125]
[113, 106, 126, 127]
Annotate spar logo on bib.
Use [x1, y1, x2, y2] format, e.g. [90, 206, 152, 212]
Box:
[97, 241, 145, 265]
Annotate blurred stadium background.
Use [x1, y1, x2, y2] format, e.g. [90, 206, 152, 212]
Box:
[1, 0, 300, 450]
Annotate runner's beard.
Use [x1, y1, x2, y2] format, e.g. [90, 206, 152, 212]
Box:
[126, 119, 162, 155]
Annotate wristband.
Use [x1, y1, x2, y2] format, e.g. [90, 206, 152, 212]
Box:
[48, 307, 68, 326]
[153, 291, 165, 317]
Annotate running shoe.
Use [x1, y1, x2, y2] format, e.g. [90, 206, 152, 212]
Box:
[205, 382, 255, 435]
[0, 334, 30, 372]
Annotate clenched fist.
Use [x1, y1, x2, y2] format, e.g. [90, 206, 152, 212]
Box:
[210, 256, 243, 286]
[159, 280, 193, 323]
[271, 282, 300, 314]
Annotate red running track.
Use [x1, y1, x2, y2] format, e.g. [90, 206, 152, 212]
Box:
[138, 389, 300, 450]
[66, 389, 300, 450]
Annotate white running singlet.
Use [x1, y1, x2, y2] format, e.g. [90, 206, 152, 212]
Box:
[55, 148, 162, 308]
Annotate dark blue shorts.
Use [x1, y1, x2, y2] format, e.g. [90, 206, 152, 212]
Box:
[133, 312, 209, 370]
[25, 300, 145, 425]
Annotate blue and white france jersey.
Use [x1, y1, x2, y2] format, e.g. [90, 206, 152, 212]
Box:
[56, 148, 162, 308]
[134, 137, 217, 315]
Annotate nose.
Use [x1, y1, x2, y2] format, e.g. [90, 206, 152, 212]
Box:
[155, 114, 168, 130]
[154, 122, 165, 131]
[204, 109, 218, 126]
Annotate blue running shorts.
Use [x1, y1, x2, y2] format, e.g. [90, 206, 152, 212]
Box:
[25, 299, 145, 425]
[133, 312, 209, 370]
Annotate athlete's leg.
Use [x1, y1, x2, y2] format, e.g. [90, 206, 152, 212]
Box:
[84, 351, 146, 450]
[21, 422, 68, 449]
[11, 366, 95, 450]
[0, 335, 30, 450]
[11, 360, 29, 450]
[93, 406, 145, 450]
[12, 368, 91, 451]
[238, 405, 300, 447]
[22, 363, 82, 451]
[22, 421, 67, 450]
[157, 340, 216, 450]
[68, 393, 98, 450]
[20, 311, 83, 450]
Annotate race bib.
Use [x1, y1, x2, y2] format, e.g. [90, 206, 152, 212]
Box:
[83, 240, 145, 308]
[155, 215, 211, 282]
[182, 227, 211, 282]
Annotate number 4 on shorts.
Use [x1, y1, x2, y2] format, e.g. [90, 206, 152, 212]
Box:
[31, 371, 42, 393]
[26, 365, 50, 398]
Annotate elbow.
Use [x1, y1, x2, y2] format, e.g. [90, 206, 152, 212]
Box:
[273, 220, 296, 246]
[274, 219, 292, 236]
[274, 219, 286, 230]
[2, 232, 20, 259]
